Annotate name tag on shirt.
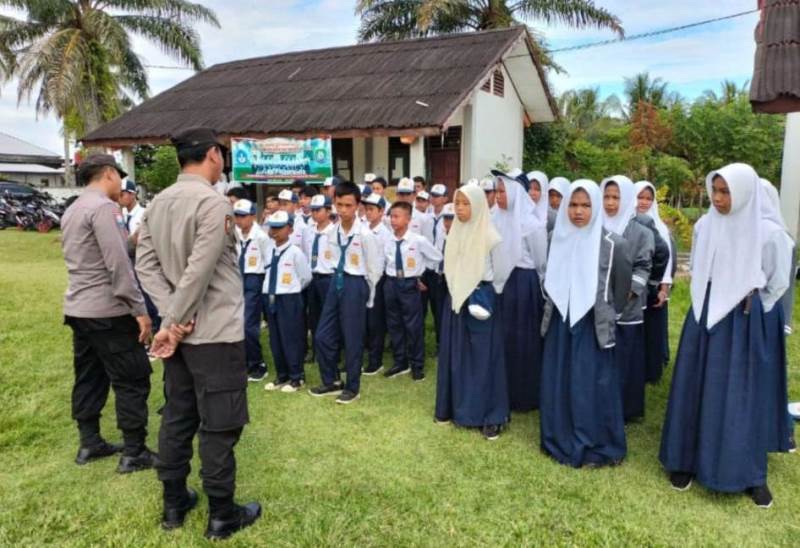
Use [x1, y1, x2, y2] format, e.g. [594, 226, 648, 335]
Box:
[324, 250, 332, 261]
[407, 257, 416, 270]
[281, 272, 292, 285]
[248, 256, 258, 267]
[350, 254, 360, 267]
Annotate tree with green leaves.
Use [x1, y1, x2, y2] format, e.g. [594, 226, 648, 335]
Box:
[0, 0, 219, 135]
[623, 72, 670, 114]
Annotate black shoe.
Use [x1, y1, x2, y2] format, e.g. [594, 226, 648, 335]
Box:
[669, 472, 693, 491]
[363, 364, 383, 376]
[247, 363, 268, 382]
[482, 424, 500, 441]
[309, 381, 344, 397]
[335, 390, 360, 405]
[117, 447, 157, 474]
[75, 440, 123, 465]
[162, 488, 199, 530]
[412, 370, 425, 382]
[205, 502, 262, 540]
[747, 485, 773, 508]
[384, 365, 410, 379]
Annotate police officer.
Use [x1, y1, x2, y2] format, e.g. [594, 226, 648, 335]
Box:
[135, 127, 261, 539]
[61, 154, 155, 473]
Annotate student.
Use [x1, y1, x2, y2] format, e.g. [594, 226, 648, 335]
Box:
[434, 184, 510, 441]
[660, 163, 785, 508]
[233, 199, 272, 381]
[304, 194, 336, 368]
[547, 177, 570, 233]
[395, 177, 432, 236]
[413, 176, 427, 195]
[263, 196, 279, 221]
[363, 193, 392, 375]
[526, 171, 552, 229]
[758, 178, 796, 454]
[601, 176, 654, 423]
[382, 202, 443, 381]
[423, 184, 449, 347]
[415, 191, 431, 215]
[480, 178, 497, 209]
[226, 187, 248, 205]
[290, 178, 306, 197]
[322, 177, 336, 200]
[370, 176, 392, 216]
[540, 180, 632, 468]
[493, 173, 548, 412]
[357, 184, 372, 222]
[262, 211, 312, 393]
[310, 182, 382, 404]
[299, 186, 318, 225]
[277, 189, 308, 252]
[634, 181, 675, 385]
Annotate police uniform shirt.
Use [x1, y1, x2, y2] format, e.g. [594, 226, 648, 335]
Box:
[62, 188, 146, 318]
[326, 219, 383, 305]
[235, 223, 273, 275]
[304, 223, 336, 275]
[124, 203, 146, 235]
[262, 241, 312, 295]
[384, 230, 443, 278]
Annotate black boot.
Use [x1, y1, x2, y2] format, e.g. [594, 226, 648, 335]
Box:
[117, 446, 157, 474]
[75, 440, 123, 465]
[162, 481, 199, 530]
[205, 497, 262, 540]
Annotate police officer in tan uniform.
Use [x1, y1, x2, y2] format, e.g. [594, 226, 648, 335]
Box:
[61, 154, 155, 473]
[135, 128, 261, 539]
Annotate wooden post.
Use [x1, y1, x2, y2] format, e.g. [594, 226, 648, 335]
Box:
[780, 112, 800, 241]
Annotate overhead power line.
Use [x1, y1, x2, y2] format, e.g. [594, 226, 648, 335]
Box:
[547, 8, 760, 54]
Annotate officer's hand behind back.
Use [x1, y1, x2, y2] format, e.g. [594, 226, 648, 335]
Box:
[136, 315, 152, 344]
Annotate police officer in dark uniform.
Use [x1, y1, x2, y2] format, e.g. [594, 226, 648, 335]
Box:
[136, 128, 261, 539]
[60, 154, 155, 473]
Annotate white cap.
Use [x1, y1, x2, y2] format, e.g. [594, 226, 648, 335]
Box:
[442, 203, 455, 217]
[397, 177, 415, 194]
[323, 177, 334, 187]
[310, 194, 331, 209]
[233, 199, 256, 216]
[278, 189, 297, 202]
[267, 210, 292, 227]
[463, 178, 479, 187]
[364, 173, 376, 183]
[430, 184, 447, 197]
[479, 178, 496, 192]
[506, 168, 524, 179]
[364, 193, 386, 209]
[416, 190, 430, 201]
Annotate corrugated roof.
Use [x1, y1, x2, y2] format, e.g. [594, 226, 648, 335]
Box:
[751, 0, 800, 114]
[0, 162, 64, 174]
[82, 27, 557, 146]
[0, 132, 61, 159]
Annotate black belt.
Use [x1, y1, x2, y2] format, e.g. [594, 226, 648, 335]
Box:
[313, 273, 333, 279]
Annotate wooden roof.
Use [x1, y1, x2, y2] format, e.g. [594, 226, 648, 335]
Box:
[82, 27, 557, 147]
[751, 0, 800, 114]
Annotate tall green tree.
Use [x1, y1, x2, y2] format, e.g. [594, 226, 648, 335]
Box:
[355, 1, 624, 45]
[623, 72, 669, 113]
[0, 0, 219, 134]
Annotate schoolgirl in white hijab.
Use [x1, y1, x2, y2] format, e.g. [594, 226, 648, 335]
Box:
[494, 174, 549, 412]
[526, 171, 550, 226]
[600, 175, 638, 235]
[436, 184, 510, 440]
[660, 163, 781, 508]
[540, 179, 630, 468]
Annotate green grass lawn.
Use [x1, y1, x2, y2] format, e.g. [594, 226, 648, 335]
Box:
[0, 230, 798, 547]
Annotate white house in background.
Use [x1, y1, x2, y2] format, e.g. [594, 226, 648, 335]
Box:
[0, 131, 65, 188]
[82, 27, 557, 194]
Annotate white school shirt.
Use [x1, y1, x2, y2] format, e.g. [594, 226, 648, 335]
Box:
[409, 208, 432, 238]
[369, 221, 393, 273]
[518, 226, 548, 275]
[435, 231, 448, 274]
[261, 241, 312, 295]
[304, 223, 336, 275]
[760, 229, 794, 313]
[124, 203, 146, 235]
[290, 214, 310, 256]
[235, 223, 273, 275]
[326, 219, 383, 306]
[425, 210, 447, 269]
[384, 230, 443, 278]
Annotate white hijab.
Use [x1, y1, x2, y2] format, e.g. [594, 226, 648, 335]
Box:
[600, 175, 637, 236]
[691, 163, 766, 328]
[527, 170, 550, 224]
[444, 184, 502, 312]
[549, 177, 571, 199]
[634, 181, 673, 283]
[759, 178, 789, 233]
[493, 176, 541, 289]
[544, 180, 604, 327]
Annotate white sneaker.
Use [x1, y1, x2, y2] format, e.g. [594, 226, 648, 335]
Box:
[264, 379, 289, 391]
[280, 380, 304, 393]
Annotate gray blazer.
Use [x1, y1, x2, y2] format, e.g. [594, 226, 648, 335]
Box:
[618, 215, 655, 324]
[542, 229, 632, 348]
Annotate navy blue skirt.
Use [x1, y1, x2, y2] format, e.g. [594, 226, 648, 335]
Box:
[617, 323, 646, 422]
[762, 304, 793, 453]
[644, 301, 669, 384]
[435, 289, 510, 428]
[659, 290, 770, 492]
[539, 309, 626, 467]
[502, 268, 544, 412]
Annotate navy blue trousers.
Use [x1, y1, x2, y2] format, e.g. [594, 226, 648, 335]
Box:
[242, 273, 265, 369]
[540, 309, 626, 468]
[422, 269, 445, 346]
[307, 274, 332, 356]
[660, 290, 770, 492]
[617, 323, 646, 422]
[316, 275, 369, 394]
[384, 276, 425, 373]
[366, 276, 387, 370]
[644, 301, 669, 384]
[264, 293, 306, 382]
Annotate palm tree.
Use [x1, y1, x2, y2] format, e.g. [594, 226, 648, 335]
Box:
[701, 79, 750, 105]
[355, 0, 624, 43]
[558, 87, 622, 131]
[0, 0, 219, 134]
[623, 72, 669, 115]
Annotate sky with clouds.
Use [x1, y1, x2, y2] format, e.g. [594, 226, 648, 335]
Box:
[0, 0, 762, 155]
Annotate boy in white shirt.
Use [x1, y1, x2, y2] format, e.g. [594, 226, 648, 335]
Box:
[304, 194, 335, 365]
[382, 201, 442, 382]
[363, 193, 393, 376]
[395, 177, 432, 237]
[262, 211, 312, 393]
[277, 189, 308, 253]
[233, 199, 272, 381]
[423, 184, 449, 348]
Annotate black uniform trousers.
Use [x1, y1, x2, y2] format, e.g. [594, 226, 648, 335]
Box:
[66, 315, 151, 456]
[365, 276, 387, 370]
[157, 341, 249, 500]
[423, 269, 446, 347]
[307, 273, 332, 357]
[383, 276, 425, 373]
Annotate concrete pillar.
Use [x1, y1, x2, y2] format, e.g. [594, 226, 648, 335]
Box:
[372, 137, 389, 179]
[780, 112, 800, 241]
[353, 137, 366, 183]
[409, 137, 425, 178]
